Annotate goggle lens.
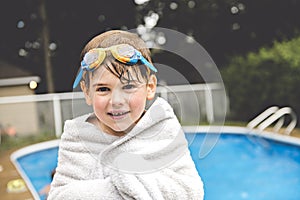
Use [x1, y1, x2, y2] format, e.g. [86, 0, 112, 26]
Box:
[73, 44, 157, 88]
[83, 50, 106, 70]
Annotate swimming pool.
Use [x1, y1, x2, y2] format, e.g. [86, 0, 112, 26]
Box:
[11, 127, 300, 200]
[186, 128, 300, 200]
[10, 140, 59, 200]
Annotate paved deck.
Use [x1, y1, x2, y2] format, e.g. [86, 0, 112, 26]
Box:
[0, 149, 33, 200]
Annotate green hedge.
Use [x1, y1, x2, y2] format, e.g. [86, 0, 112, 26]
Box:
[222, 36, 300, 126]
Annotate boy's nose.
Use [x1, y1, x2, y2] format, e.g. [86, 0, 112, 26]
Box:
[110, 89, 126, 106]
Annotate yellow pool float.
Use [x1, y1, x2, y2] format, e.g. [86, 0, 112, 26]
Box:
[7, 178, 27, 193]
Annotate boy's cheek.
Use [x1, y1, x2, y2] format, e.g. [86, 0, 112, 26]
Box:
[93, 98, 107, 111]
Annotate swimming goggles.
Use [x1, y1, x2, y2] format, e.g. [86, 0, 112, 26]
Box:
[73, 44, 157, 88]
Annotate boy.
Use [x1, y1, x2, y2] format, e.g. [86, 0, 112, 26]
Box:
[48, 30, 204, 199]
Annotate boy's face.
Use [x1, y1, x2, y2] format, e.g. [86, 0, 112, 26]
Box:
[82, 66, 156, 136]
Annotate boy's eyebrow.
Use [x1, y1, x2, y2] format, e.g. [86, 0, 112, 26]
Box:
[91, 79, 143, 87]
[120, 78, 144, 83]
[124, 79, 139, 84]
[92, 83, 109, 87]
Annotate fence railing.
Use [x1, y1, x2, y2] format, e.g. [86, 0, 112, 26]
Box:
[0, 83, 227, 137]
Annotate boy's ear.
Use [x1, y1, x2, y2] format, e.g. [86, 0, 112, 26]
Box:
[146, 75, 157, 100]
[80, 81, 92, 106]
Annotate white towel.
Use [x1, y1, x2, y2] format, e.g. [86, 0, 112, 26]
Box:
[48, 97, 204, 200]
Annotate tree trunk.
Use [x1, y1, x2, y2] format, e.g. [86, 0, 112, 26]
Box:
[39, 0, 54, 93]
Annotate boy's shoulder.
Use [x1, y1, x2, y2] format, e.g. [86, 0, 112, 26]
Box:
[73, 113, 92, 122]
[147, 97, 174, 117]
[63, 113, 92, 130]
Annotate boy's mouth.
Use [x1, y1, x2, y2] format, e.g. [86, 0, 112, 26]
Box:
[107, 111, 130, 119]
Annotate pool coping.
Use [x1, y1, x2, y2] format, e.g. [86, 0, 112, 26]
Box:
[183, 125, 300, 146]
[9, 126, 300, 199]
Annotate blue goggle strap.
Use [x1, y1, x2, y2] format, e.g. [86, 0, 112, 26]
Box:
[134, 51, 158, 72]
[73, 60, 95, 88]
[73, 67, 84, 88]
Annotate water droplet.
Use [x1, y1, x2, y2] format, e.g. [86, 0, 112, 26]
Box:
[98, 15, 105, 22]
[156, 35, 166, 45]
[187, 1, 196, 9]
[32, 41, 40, 49]
[17, 20, 25, 29]
[232, 23, 240, 30]
[170, 2, 178, 10]
[134, 0, 150, 5]
[30, 13, 37, 20]
[144, 12, 159, 29]
[49, 43, 57, 51]
[231, 6, 239, 14]
[19, 48, 28, 57]
[137, 24, 147, 35]
[25, 41, 32, 49]
[238, 3, 245, 11]
[186, 35, 195, 43]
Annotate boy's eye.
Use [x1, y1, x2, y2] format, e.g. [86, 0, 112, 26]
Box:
[123, 84, 137, 90]
[97, 87, 110, 92]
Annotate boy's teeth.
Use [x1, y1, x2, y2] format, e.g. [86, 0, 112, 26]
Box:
[111, 112, 126, 116]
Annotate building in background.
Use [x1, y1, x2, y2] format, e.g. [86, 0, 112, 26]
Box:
[0, 60, 40, 135]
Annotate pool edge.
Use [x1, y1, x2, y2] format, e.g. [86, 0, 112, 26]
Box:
[10, 139, 60, 200]
[183, 125, 300, 146]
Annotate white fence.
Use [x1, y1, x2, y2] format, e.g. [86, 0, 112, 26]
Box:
[0, 83, 227, 137]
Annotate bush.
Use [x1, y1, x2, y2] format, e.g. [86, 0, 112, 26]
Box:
[222, 36, 300, 126]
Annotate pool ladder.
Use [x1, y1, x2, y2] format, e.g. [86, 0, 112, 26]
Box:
[247, 106, 297, 135]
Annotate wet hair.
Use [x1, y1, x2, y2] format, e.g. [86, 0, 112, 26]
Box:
[79, 30, 154, 88]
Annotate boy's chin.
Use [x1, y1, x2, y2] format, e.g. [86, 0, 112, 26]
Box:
[110, 124, 134, 135]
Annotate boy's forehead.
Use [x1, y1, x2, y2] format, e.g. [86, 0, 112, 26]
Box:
[90, 66, 116, 81]
[90, 65, 142, 84]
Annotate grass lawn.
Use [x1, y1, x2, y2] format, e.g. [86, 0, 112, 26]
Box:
[0, 133, 57, 152]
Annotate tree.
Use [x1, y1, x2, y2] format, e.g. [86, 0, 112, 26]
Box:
[222, 36, 300, 125]
[39, 0, 54, 93]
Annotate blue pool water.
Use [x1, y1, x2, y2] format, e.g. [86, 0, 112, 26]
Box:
[186, 133, 300, 200]
[16, 147, 58, 200]
[14, 133, 300, 200]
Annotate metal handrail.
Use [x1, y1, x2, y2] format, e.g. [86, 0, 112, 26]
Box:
[258, 107, 297, 135]
[247, 106, 297, 135]
[247, 106, 279, 129]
